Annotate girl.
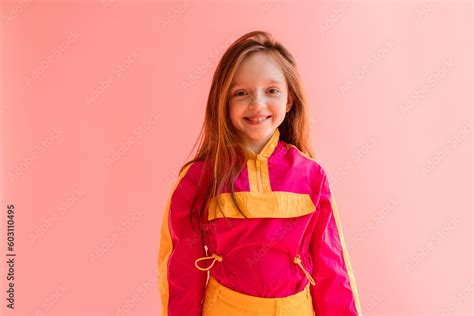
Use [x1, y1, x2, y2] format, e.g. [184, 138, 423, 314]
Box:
[158, 30, 363, 316]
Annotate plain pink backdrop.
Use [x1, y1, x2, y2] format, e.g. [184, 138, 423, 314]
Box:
[0, 0, 472, 315]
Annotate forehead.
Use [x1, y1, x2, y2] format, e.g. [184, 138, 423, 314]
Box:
[231, 52, 286, 87]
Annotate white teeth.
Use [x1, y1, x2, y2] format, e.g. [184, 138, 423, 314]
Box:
[246, 116, 268, 123]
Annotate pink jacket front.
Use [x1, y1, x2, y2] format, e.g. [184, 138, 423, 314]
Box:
[158, 128, 363, 315]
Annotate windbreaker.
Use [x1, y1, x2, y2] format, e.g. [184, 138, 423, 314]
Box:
[158, 128, 363, 316]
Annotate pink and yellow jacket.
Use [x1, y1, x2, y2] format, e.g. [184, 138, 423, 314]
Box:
[158, 128, 363, 315]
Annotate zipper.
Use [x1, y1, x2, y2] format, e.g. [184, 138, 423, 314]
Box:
[255, 156, 263, 192]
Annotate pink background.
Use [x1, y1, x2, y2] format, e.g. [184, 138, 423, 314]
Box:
[1, 0, 472, 315]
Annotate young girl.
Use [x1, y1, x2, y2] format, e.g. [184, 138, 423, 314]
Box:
[158, 30, 363, 316]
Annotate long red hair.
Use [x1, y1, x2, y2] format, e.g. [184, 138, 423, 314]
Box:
[179, 30, 315, 236]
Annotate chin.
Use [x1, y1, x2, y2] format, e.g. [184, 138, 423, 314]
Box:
[244, 130, 271, 139]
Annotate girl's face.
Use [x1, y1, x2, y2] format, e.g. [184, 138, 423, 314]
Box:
[228, 52, 293, 155]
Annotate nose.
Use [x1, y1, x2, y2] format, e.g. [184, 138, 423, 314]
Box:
[248, 91, 266, 108]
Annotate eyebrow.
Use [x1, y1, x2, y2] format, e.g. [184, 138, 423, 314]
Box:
[231, 79, 285, 88]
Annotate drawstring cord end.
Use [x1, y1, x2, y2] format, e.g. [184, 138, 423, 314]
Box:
[194, 253, 223, 271]
[294, 255, 316, 286]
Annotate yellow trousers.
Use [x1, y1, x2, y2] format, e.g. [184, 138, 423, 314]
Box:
[201, 275, 314, 316]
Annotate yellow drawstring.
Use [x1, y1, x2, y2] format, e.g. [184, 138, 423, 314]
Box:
[194, 253, 223, 271]
[194, 253, 315, 286]
[294, 255, 316, 286]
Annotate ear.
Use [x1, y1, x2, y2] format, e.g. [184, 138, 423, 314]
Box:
[286, 94, 293, 113]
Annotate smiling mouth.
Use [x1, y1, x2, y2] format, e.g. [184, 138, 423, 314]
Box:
[244, 116, 271, 123]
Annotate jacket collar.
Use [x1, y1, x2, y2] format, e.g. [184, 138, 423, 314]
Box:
[243, 128, 280, 160]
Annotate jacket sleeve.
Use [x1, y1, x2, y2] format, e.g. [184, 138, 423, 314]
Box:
[158, 163, 208, 316]
[309, 171, 363, 316]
